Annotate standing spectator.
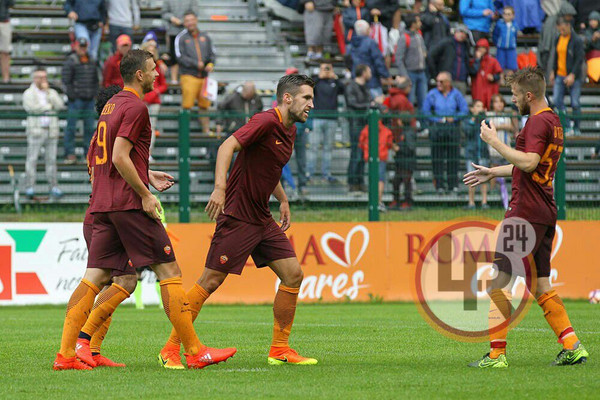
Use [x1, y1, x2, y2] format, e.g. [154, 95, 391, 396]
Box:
[102, 34, 131, 88]
[462, 99, 489, 209]
[140, 32, 168, 159]
[422, 71, 469, 193]
[217, 81, 263, 136]
[348, 19, 390, 98]
[387, 78, 416, 210]
[162, 0, 199, 83]
[106, 0, 140, 52]
[584, 11, 600, 54]
[569, 0, 598, 29]
[342, 0, 370, 43]
[0, 0, 13, 83]
[459, 0, 494, 42]
[486, 94, 514, 209]
[345, 64, 376, 193]
[394, 13, 428, 110]
[493, 6, 518, 78]
[175, 10, 216, 135]
[470, 38, 502, 109]
[61, 38, 99, 164]
[359, 120, 395, 212]
[23, 68, 64, 199]
[427, 25, 475, 95]
[538, 1, 576, 78]
[421, 0, 451, 50]
[65, 0, 106, 60]
[550, 16, 584, 135]
[308, 62, 344, 183]
[366, 0, 399, 30]
[300, 0, 336, 61]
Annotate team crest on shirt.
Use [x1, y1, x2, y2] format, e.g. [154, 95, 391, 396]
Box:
[220, 255, 228, 264]
[128, 260, 133, 267]
[164, 245, 172, 255]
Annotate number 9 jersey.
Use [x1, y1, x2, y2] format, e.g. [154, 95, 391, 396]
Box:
[506, 108, 563, 225]
[88, 88, 152, 213]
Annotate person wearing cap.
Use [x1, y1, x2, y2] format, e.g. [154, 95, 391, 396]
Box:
[459, 0, 494, 43]
[427, 25, 475, 95]
[140, 31, 168, 159]
[106, 0, 140, 53]
[102, 34, 131, 88]
[61, 37, 99, 164]
[64, 0, 107, 60]
[538, 0, 577, 76]
[584, 11, 600, 54]
[470, 38, 502, 110]
[175, 10, 216, 135]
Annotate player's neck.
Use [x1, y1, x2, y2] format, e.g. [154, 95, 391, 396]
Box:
[123, 84, 143, 99]
[528, 100, 549, 116]
[276, 106, 295, 129]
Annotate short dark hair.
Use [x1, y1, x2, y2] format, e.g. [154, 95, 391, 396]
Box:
[505, 65, 546, 99]
[96, 85, 122, 115]
[120, 49, 154, 83]
[276, 74, 315, 103]
[403, 12, 419, 29]
[183, 9, 197, 18]
[355, 64, 369, 78]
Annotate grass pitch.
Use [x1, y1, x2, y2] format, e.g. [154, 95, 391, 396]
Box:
[1, 301, 598, 399]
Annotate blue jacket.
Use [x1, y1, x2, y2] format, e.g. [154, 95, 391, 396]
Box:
[422, 88, 469, 123]
[459, 0, 494, 33]
[348, 35, 390, 90]
[64, 0, 106, 23]
[493, 19, 518, 49]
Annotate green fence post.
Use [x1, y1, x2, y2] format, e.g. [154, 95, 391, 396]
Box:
[368, 109, 380, 221]
[178, 110, 191, 223]
[556, 111, 567, 220]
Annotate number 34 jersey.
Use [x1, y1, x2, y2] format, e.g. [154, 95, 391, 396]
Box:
[89, 88, 152, 213]
[505, 108, 563, 226]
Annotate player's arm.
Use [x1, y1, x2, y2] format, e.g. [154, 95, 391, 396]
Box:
[113, 137, 161, 219]
[205, 134, 243, 220]
[480, 120, 540, 173]
[272, 181, 291, 232]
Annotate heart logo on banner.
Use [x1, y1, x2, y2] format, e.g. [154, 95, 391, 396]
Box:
[320, 225, 370, 268]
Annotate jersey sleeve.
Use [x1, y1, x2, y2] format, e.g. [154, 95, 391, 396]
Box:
[116, 103, 149, 144]
[523, 116, 549, 157]
[233, 113, 273, 148]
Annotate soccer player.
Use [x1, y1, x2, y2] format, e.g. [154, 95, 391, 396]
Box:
[158, 74, 318, 369]
[463, 66, 589, 368]
[53, 50, 236, 370]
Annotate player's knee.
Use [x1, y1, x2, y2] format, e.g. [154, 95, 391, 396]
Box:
[113, 274, 138, 294]
[284, 266, 303, 288]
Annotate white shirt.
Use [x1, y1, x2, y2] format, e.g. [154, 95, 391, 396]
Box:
[34, 86, 50, 128]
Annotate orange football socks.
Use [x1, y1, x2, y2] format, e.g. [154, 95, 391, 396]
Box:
[90, 316, 112, 354]
[537, 290, 579, 350]
[59, 279, 100, 358]
[160, 277, 203, 355]
[80, 283, 130, 338]
[165, 283, 211, 348]
[271, 285, 299, 348]
[488, 289, 512, 358]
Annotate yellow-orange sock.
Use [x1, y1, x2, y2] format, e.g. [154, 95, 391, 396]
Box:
[160, 277, 203, 355]
[81, 283, 130, 338]
[488, 289, 512, 358]
[90, 316, 112, 354]
[537, 290, 579, 349]
[165, 283, 210, 348]
[271, 285, 299, 348]
[58, 279, 100, 358]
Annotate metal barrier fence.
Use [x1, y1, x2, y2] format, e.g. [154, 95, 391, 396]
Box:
[1, 109, 598, 222]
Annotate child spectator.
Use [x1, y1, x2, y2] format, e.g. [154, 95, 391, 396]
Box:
[486, 94, 514, 210]
[584, 11, 600, 55]
[493, 6, 518, 78]
[462, 99, 489, 209]
[470, 38, 502, 110]
[359, 120, 396, 212]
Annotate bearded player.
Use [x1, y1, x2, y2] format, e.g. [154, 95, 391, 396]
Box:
[464, 66, 589, 368]
[158, 74, 317, 369]
[54, 50, 236, 370]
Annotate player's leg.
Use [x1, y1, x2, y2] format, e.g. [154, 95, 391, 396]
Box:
[133, 267, 145, 309]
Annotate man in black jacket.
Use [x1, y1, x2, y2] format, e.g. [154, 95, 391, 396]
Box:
[427, 25, 474, 94]
[216, 81, 263, 136]
[61, 38, 99, 163]
[420, 0, 450, 50]
[549, 17, 585, 134]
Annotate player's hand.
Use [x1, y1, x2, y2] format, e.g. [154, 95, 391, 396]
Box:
[305, 2, 315, 11]
[142, 193, 161, 220]
[463, 163, 494, 187]
[480, 119, 497, 144]
[68, 11, 78, 20]
[205, 187, 225, 221]
[279, 200, 291, 232]
[149, 170, 174, 192]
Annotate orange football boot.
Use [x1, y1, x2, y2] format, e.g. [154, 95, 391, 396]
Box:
[267, 346, 318, 365]
[158, 344, 184, 370]
[75, 338, 97, 367]
[185, 346, 237, 369]
[53, 353, 93, 370]
[92, 354, 126, 367]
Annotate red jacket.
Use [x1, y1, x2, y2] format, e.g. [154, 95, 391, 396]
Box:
[471, 40, 502, 109]
[359, 121, 394, 162]
[143, 60, 168, 104]
[387, 87, 416, 142]
[102, 52, 124, 88]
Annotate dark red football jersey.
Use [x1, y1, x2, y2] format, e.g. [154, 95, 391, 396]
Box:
[505, 108, 563, 225]
[84, 130, 98, 225]
[88, 88, 152, 213]
[224, 108, 296, 224]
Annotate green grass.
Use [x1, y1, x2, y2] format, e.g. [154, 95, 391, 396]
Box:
[1, 302, 598, 399]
